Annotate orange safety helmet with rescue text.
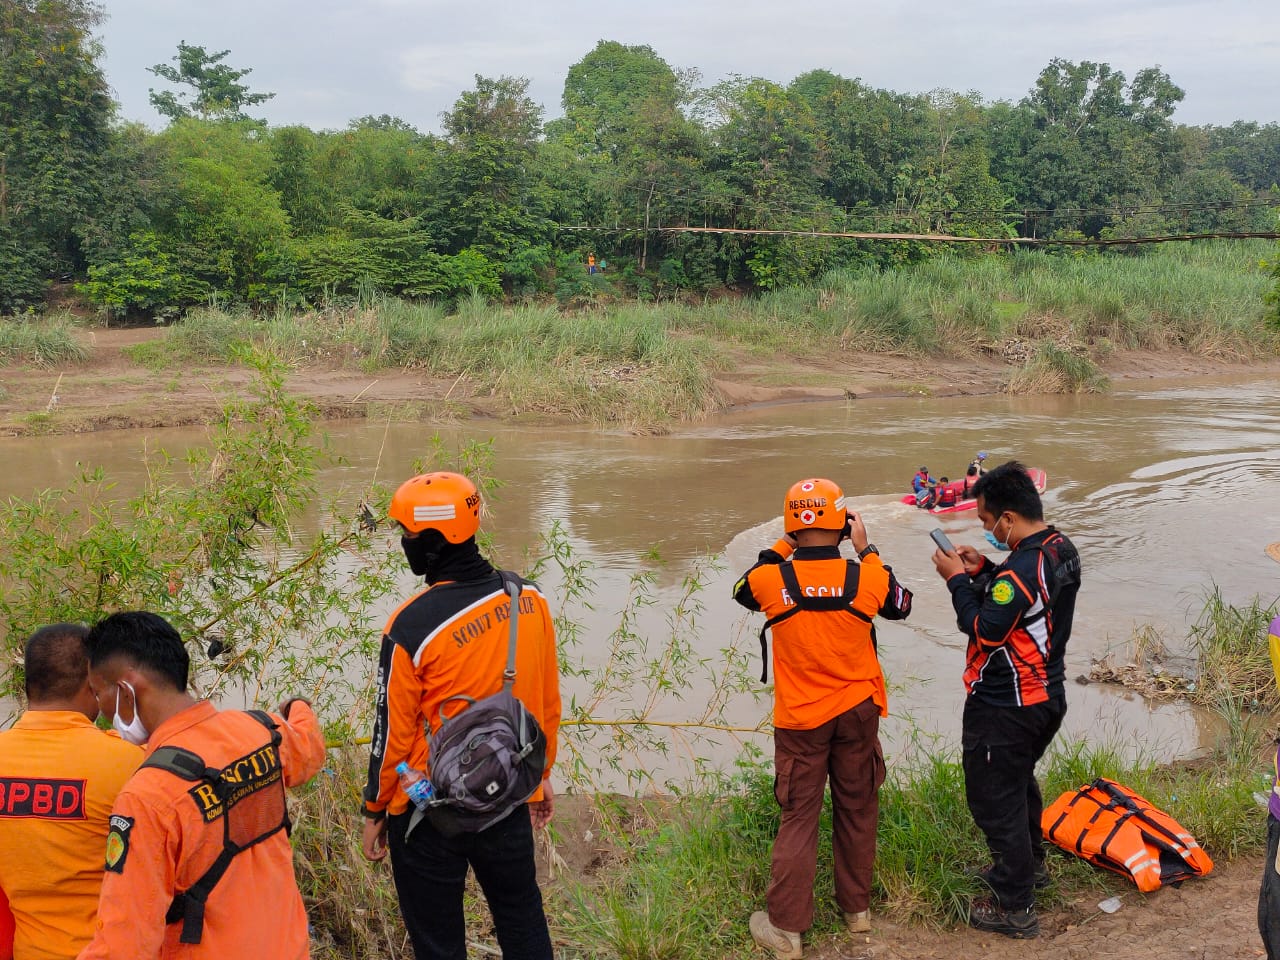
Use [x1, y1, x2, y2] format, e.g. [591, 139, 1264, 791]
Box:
[388, 471, 482, 543]
[783, 478, 847, 534]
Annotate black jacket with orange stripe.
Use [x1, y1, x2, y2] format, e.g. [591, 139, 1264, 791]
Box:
[945, 527, 1081, 707]
[362, 567, 560, 819]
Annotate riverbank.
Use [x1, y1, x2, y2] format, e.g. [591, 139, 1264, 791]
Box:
[2, 323, 1279, 438]
[3, 242, 1277, 436]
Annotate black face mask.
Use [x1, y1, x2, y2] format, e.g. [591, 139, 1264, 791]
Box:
[401, 529, 449, 579]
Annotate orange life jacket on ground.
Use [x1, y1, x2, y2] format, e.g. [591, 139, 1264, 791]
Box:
[1042, 777, 1213, 891]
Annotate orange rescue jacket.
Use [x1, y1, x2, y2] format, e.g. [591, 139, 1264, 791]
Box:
[1042, 777, 1213, 891]
[0, 711, 141, 960]
[364, 572, 561, 819]
[79, 700, 326, 960]
[734, 541, 913, 730]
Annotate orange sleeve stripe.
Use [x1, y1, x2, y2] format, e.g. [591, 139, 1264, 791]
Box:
[1001, 571, 1035, 603]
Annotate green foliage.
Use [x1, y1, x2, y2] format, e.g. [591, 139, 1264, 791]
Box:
[0, 0, 113, 310]
[148, 42, 275, 122]
[0, 355, 400, 713]
[80, 232, 212, 316]
[1187, 588, 1278, 714]
[8, 25, 1280, 312]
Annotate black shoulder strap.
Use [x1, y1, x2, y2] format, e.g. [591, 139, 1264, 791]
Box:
[142, 745, 215, 782]
[246, 708, 282, 744]
[757, 561, 869, 683]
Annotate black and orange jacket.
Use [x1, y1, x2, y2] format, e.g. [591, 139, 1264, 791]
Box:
[946, 527, 1081, 706]
[734, 540, 913, 730]
[363, 571, 561, 819]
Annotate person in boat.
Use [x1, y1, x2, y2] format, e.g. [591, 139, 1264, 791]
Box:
[911, 466, 931, 498]
[963, 452, 989, 495]
[917, 478, 939, 510]
[936, 478, 959, 509]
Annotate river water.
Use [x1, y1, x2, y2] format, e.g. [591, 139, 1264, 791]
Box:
[4, 374, 1279, 782]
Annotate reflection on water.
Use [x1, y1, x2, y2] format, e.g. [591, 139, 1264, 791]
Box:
[4, 374, 1279, 774]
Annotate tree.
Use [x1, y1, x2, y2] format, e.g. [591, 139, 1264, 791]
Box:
[423, 76, 554, 287]
[557, 41, 686, 162]
[551, 42, 710, 279]
[0, 0, 114, 310]
[792, 70, 932, 210]
[82, 119, 294, 311]
[1015, 59, 1186, 236]
[149, 42, 274, 122]
[703, 77, 834, 287]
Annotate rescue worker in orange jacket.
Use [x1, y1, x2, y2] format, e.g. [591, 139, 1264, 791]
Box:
[733, 479, 913, 960]
[932, 461, 1081, 940]
[77, 611, 326, 960]
[0, 624, 142, 960]
[360, 471, 561, 960]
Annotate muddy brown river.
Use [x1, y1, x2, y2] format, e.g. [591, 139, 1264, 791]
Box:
[4, 373, 1279, 782]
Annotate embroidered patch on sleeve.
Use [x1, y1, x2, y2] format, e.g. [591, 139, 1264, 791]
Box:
[104, 814, 134, 873]
[991, 580, 1015, 605]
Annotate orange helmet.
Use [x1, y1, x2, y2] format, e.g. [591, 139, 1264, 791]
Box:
[783, 478, 846, 534]
[388, 472, 482, 543]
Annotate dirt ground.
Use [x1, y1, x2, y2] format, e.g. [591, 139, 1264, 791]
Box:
[546, 795, 1267, 959]
[2, 325, 1279, 437]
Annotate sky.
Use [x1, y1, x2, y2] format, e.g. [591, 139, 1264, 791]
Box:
[94, 0, 1280, 133]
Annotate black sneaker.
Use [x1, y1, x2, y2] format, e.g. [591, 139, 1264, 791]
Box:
[968, 898, 1040, 939]
[969, 863, 1051, 890]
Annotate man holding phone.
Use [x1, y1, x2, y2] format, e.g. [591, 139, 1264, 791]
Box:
[734, 479, 913, 959]
[931, 461, 1082, 939]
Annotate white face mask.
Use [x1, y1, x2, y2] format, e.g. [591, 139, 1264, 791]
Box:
[113, 680, 149, 745]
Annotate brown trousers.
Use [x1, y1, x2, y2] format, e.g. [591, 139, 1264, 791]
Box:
[767, 696, 885, 933]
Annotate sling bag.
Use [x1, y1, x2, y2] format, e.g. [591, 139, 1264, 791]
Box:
[412, 570, 548, 838]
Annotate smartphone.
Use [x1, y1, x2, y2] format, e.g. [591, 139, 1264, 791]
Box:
[929, 528, 955, 553]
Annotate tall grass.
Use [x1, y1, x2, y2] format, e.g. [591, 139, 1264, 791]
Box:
[549, 728, 1267, 960]
[1006, 341, 1110, 394]
[137, 241, 1278, 425]
[1188, 587, 1279, 714]
[0, 316, 89, 365]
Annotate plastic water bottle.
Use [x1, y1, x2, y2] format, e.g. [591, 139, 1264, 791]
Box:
[395, 761, 434, 811]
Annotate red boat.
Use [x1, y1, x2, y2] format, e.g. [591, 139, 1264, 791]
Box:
[901, 467, 1048, 514]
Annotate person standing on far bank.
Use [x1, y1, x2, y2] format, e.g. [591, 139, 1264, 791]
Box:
[734, 479, 913, 959]
[931, 461, 1081, 939]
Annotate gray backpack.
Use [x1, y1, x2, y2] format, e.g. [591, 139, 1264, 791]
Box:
[415, 570, 548, 838]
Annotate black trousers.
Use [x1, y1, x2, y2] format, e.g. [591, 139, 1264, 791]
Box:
[961, 695, 1066, 911]
[388, 805, 553, 960]
[1261, 814, 1280, 960]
